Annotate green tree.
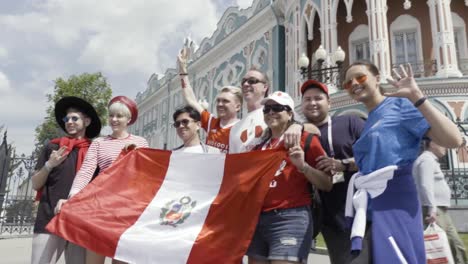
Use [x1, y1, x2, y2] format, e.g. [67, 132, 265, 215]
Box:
[34, 72, 112, 153]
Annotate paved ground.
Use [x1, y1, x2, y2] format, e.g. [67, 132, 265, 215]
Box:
[0, 236, 330, 264]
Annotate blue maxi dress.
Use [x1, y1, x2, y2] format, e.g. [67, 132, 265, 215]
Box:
[352, 97, 430, 264]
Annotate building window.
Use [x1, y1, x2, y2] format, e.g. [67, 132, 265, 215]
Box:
[348, 24, 370, 63]
[353, 39, 370, 61]
[394, 31, 418, 64]
[390, 15, 423, 71]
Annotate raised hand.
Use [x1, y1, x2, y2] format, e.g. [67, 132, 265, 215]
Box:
[177, 47, 189, 74]
[385, 63, 424, 102]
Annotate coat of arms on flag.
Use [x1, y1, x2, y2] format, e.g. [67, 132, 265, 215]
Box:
[46, 148, 285, 263]
[160, 196, 196, 227]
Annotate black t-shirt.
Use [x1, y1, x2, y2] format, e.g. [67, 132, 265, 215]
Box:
[317, 115, 364, 230]
[33, 143, 79, 233]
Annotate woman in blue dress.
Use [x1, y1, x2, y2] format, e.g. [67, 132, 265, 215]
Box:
[342, 61, 463, 264]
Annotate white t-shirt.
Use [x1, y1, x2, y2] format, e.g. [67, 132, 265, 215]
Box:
[228, 108, 267, 153]
[173, 144, 220, 154]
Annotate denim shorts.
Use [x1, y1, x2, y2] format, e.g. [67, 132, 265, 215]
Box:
[247, 206, 312, 263]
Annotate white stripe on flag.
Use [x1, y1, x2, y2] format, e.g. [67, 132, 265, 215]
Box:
[114, 152, 226, 263]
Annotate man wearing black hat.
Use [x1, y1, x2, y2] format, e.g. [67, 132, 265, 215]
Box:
[31, 96, 101, 264]
[301, 80, 366, 264]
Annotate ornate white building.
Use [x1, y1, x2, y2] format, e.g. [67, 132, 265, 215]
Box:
[131, 0, 468, 226]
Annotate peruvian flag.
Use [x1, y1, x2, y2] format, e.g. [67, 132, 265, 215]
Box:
[46, 148, 285, 263]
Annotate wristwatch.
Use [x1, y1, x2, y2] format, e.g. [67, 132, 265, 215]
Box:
[341, 159, 350, 172]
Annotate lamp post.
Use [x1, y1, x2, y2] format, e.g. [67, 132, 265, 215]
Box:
[299, 46, 346, 88]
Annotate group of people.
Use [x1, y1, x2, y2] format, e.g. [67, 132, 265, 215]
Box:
[30, 46, 467, 264]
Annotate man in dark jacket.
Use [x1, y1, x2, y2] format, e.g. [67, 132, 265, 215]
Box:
[301, 80, 366, 264]
[31, 97, 101, 264]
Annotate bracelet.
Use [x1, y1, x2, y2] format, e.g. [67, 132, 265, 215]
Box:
[179, 73, 188, 76]
[413, 96, 427, 108]
[340, 160, 350, 172]
[44, 161, 52, 173]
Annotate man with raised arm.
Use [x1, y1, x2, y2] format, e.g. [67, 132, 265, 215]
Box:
[178, 47, 242, 153]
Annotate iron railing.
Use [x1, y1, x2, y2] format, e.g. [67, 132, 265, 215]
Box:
[0, 195, 35, 236]
[442, 122, 468, 205]
[391, 60, 437, 78]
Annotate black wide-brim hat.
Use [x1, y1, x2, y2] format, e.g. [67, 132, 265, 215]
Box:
[54, 96, 102, 139]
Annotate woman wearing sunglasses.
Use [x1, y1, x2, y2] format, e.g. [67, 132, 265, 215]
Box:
[247, 91, 332, 264]
[342, 61, 463, 263]
[56, 95, 148, 264]
[172, 105, 220, 153]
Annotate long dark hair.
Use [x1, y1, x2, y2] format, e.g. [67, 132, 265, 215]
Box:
[344, 60, 384, 94]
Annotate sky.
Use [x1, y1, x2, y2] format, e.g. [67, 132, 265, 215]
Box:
[0, 0, 254, 155]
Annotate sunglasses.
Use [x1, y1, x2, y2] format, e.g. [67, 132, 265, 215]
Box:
[173, 119, 195, 128]
[241, 78, 265, 85]
[62, 116, 81, 123]
[343, 75, 368, 90]
[263, 104, 291, 114]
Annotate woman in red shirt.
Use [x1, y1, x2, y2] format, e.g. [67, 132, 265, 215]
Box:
[247, 91, 332, 264]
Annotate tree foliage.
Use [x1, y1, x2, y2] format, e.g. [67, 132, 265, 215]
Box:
[34, 72, 112, 153]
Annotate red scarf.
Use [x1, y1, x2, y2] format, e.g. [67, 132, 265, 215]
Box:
[35, 137, 91, 201]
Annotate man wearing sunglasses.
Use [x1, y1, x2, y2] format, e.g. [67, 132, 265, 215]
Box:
[172, 105, 220, 153]
[31, 96, 101, 264]
[301, 80, 366, 264]
[229, 68, 306, 153]
[178, 48, 242, 153]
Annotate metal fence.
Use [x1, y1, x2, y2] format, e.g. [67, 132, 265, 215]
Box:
[443, 123, 468, 206]
[0, 195, 35, 236]
[0, 133, 36, 236]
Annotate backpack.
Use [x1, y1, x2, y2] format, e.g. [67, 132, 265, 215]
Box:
[304, 133, 323, 239]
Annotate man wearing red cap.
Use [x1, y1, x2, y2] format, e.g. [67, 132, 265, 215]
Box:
[301, 80, 366, 264]
[31, 96, 101, 264]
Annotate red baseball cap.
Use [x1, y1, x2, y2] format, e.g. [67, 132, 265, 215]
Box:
[300, 80, 329, 96]
[108, 96, 138, 125]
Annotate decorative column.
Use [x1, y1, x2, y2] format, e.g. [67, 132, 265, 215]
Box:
[427, 0, 462, 77]
[366, 0, 392, 81]
[321, 0, 338, 66]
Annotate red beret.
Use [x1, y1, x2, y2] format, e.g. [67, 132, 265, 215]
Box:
[108, 96, 138, 125]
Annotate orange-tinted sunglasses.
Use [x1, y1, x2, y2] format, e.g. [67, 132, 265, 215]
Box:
[343, 75, 368, 90]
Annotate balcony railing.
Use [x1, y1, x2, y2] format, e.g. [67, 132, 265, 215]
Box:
[391, 60, 436, 78]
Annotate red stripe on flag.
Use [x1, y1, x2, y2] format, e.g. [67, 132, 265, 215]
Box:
[187, 149, 286, 263]
[46, 148, 171, 257]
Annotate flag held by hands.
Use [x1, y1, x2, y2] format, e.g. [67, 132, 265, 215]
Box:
[47, 148, 285, 263]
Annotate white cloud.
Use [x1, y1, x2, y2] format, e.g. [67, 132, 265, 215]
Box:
[0, 46, 7, 58]
[236, 0, 254, 9]
[0, 0, 230, 155]
[0, 71, 11, 93]
[1, 0, 220, 75]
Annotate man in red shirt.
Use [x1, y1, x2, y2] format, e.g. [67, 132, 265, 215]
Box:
[177, 48, 242, 153]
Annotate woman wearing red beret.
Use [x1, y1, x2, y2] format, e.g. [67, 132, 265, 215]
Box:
[56, 95, 148, 264]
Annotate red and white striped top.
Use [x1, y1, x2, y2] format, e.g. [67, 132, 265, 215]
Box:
[69, 134, 148, 197]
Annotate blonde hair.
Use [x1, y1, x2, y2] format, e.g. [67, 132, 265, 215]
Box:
[109, 102, 132, 119]
[220, 86, 243, 105]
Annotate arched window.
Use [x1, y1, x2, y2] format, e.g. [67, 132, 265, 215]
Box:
[452, 13, 468, 66]
[390, 15, 423, 66]
[348, 24, 370, 63]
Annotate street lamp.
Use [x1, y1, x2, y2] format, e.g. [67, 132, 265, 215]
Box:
[299, 46, 346, 88]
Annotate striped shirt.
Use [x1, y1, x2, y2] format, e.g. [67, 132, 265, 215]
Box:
[69, 134, 148, 197]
